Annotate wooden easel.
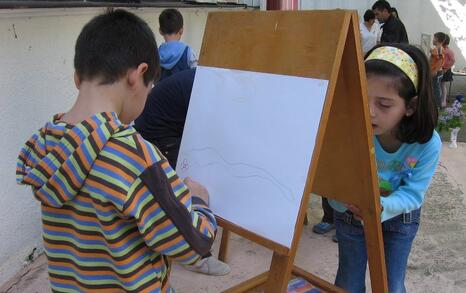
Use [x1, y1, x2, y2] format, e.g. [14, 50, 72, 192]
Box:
[198, 10, 388, 293]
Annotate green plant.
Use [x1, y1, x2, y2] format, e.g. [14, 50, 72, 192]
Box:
[437, 100, 465, 132]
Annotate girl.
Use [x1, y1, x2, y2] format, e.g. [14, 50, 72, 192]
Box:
[440, 34, 456, 108]
[330, 44, 441, 293]
[430, 32, 447, 107]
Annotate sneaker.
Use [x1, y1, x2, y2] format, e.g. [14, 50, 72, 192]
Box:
[312, 221, 335, 234]
[185, 256, 231, 276]
[332, 234, 338, 243]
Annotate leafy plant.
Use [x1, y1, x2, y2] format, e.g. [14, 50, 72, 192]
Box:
[437, 100, 465, 132]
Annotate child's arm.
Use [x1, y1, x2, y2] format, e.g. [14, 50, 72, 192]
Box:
[187, 46, 198, 68]
[380, 135, 442, 222]
[124, 161, 216, 265]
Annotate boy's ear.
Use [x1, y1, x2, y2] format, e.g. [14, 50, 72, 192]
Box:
[406, 96, 418, 117]
[128, 63, 149, 87]
[159, 28, 163, 36]
[74, 71, 81, 89]
[179, 27, 184, 35]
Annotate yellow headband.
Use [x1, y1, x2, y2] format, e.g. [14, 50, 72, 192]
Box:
[365, 46, 418, 92]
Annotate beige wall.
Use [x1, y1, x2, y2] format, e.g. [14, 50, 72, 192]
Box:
[0, 6, 245, 285]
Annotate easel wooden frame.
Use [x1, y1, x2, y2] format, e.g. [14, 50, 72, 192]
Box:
[198, 10, 388, 293]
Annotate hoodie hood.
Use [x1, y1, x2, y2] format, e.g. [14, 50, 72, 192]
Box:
[159, 41, 188, 70]
[16, 112, 124, 207]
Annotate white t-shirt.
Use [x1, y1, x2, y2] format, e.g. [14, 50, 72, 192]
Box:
[360, 21, 382, 55]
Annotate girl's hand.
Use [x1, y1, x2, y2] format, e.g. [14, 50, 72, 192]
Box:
[345, 204, 363, 221]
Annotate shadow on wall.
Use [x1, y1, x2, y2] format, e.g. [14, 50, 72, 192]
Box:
[430, 0, 466, 68]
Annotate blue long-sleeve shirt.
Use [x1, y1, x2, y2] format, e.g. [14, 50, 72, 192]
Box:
[330, 131, 441, 222]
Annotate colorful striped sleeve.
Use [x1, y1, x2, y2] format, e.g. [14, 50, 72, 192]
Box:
[122, 136, 217, 265]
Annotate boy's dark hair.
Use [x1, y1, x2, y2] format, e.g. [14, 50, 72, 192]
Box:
[372, 0, 391, 12]
[390, 7, 399, 18]
[159, 9, 183, 35]
[365, 43, 438, 144]
[74, 9, 159, 85]
[364, 9, 376, 22]
[434, 32, 447, 45]
[444, 34, 450, 46]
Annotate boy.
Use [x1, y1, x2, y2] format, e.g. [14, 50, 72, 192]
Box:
[16, 9, 216, 292]
[158, 9, 197, 80]
[134, 69, 231, 275]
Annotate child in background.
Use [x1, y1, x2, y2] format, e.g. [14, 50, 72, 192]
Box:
[331, 44, 441, 293]
[16, 10, 216, 292]
[440, 34, 456, 108]
[158, 8, 197, 80]
[430, 32, 446, 107]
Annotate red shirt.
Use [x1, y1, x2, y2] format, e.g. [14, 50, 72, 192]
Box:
[443, 47, 455, 70]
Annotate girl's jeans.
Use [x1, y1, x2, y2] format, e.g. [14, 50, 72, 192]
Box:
[334, 208, 421, 293]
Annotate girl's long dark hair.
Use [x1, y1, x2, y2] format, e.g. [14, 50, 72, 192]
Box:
[365, 43, 438, 144]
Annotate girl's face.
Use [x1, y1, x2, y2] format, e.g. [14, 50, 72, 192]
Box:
[367, 76, 414, 138]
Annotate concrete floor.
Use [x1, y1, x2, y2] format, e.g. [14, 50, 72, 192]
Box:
[1, 142, 465, 293]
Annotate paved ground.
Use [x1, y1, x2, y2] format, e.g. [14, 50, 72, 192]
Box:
[1, 143, 465, 293]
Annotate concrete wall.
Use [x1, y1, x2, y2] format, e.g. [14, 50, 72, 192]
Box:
[0, 6, 244, 285]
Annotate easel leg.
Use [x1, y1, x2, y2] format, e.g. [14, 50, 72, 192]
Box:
[218, 228, 230, 262]
[363, 212, 388, 292]
[263, 252, 293, 293]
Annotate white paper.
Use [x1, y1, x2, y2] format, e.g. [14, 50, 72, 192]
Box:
[176, 66, 328, 248]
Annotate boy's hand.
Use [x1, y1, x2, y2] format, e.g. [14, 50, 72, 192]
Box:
[183, 177, 210, 205]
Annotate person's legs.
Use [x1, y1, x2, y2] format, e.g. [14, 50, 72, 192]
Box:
[312, 197, 335, 234]
[382, 209, 420, 293]
[440, 81, 448, 108]
[322, 197, 334, 224]
[432, 73, 442, 107]
[441, 69, 454, 107]
[334, 212, 367, 293]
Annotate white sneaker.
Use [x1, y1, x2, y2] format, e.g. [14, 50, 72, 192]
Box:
[184, 256, 231, 276]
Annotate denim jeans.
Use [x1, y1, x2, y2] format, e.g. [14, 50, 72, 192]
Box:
[334, 208, 421, 293]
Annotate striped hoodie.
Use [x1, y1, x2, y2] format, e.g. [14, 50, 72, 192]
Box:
[16, 112, 216, 292]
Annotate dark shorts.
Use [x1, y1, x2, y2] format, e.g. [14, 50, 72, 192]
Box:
[442, 69, 453, 82]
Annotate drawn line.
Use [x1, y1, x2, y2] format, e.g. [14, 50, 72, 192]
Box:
[183, 146, 296, 202]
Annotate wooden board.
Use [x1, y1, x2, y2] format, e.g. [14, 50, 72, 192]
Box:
[198, 10, 388, 293]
